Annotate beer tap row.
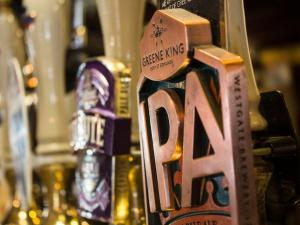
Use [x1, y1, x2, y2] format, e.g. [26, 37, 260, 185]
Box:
[1, 0, 300, 225]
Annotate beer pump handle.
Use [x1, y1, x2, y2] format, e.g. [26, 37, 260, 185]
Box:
[6, 58, 32, 210]
[95, 0, 146, 144]
[24, 0, 71, 156]
[225, 0, 267, 131]
[0, 3, 26, 174]
[1, 5, 32, 209]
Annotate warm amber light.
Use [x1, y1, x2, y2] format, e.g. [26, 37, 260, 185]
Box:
[58, 214, 66, 222]
[116, 199, 129, 220]
[23, 63, 34, 76]
[29, 210, 37, 218]
[54, 182, 62, 190]
[81, 221, 89, 225]
[55, 221, 65, 225]
[128, 156, 134, 162]
[70, 219, 79, 225]
[55, 171, 63, 182]
[76, 26, 86, 36]
[27, 77, 38, 88]
[12, 199, 21, 208]
[33, 218, 41, 225]
[18, 211, 27, 220]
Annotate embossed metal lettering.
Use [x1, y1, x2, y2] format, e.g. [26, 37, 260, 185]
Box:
[138, 9, 258, 225]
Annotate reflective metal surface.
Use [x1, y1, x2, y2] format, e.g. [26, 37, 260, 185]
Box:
[138, 9, 258, 225]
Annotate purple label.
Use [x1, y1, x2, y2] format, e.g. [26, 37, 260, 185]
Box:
[76, 150, 112, 222]
[72, 60, 131, 155]
[73, 59, 131, 221]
